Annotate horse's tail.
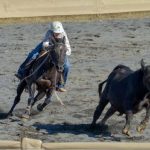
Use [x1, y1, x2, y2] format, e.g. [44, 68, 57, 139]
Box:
[98, 79, 107, 97]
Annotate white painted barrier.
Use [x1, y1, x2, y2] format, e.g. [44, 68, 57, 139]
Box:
[0, 138, 150, 150]
[42, 142, 150, 150]
[0, 140, 20, 149]
[0, 0, 150, 19]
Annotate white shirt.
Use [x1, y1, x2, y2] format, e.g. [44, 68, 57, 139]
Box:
[43, 30, 71, 56]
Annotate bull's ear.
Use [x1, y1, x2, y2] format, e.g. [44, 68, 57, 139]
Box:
[141, 59, 145, 70]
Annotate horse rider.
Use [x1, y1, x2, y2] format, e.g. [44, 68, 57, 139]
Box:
[15, 21, 71, 92]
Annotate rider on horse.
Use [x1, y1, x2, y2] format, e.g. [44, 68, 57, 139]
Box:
[15, 21, 71, 92]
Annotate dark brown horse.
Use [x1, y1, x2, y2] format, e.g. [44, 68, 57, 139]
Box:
[7, 40, 66, 119]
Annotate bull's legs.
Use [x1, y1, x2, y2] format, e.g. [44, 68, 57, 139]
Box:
[7, 80, 26, 117]
[122, 110, 133, 136]
[137, 104, 150, 133]
[100, 106, 116, 125]
[90, 97, 109, 128]
[37, 89, 54, 111]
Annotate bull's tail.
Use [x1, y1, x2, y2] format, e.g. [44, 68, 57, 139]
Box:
[98, 79, 107, 97]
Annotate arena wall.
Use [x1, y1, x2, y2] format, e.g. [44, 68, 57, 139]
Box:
[0, 137, 150, 150]
[0, 0, 150, 23]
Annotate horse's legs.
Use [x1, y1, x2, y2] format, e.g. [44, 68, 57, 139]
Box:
[37, 89, 54, 111]
[31, 91, 46, 107]
[37, 68, 58, 111]
[22, 83, 35, 118]
[31, 78, 52, 107]
[7, 80, 26, 116]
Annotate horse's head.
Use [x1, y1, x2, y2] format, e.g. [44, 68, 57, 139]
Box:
[50, 41, 66, 72]
[141, 59, 150, 91]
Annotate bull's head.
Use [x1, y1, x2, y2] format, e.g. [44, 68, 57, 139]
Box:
[141, 59, 150, 91]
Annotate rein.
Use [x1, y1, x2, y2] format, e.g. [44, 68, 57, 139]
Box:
[23, 40, 65, 82]
[24, 50, 52, 81]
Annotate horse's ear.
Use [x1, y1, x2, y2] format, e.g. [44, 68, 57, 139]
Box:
[141, 59, 145, 71]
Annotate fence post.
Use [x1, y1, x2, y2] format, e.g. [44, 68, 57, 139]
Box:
[21, 137, 42, 150]
[0, 140, 20, 149]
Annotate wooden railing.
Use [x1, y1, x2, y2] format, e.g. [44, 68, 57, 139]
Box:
[0, 137, 149, 150]
[0, 0, 150, 23]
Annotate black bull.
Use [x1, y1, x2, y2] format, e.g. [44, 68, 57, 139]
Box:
[91, 60, 150, 136]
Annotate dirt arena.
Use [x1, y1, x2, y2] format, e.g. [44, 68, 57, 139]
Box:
[0, 17, 150, 142]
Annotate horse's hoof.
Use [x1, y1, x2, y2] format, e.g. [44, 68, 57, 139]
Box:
[21, 117, 28, 122]
[136, 124, 146, 133]
[21, 114, 30, 119]
[37, 104, 43, 112]
[122, 128, 131, 136]
[6, 113, 13, 118]
[21, 109, 30, 119]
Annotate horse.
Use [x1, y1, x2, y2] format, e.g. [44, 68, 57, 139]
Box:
[7, 39, 67, 119]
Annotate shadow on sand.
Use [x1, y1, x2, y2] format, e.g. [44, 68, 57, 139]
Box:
[0, 112, 8, 119]
[33, 123, 145, 141]
[33, 122, 119, 140]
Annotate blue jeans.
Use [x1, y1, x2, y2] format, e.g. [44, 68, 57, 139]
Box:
[62, 55, 71, 86]
[59, 56, 70, 88]
[17, 42, 43, 79]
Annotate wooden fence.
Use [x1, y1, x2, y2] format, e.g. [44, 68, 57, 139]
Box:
[0, 137, 149, 150]
[0, 0, 150, 23]
[0, 0, 150, 18]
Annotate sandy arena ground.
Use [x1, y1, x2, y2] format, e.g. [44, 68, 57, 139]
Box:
[0, 17, 150, 142]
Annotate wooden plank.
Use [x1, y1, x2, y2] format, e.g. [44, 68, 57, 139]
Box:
[0, 0, 99, 18]
[0, 0, 150, 18]
[101, 0, 150, 14]
[21, 137, 42, 150]
[0, 140, 20, 149]
[42, 142, 150, 150]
